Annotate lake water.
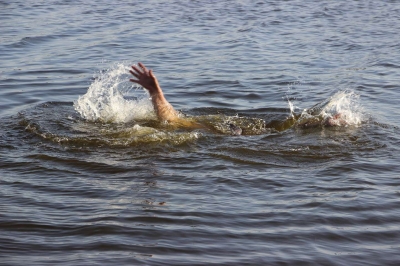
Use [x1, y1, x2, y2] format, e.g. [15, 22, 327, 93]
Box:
[1, 1, 400, 265]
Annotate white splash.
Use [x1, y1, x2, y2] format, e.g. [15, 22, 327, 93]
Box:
[74, 62, 155, 123]
[286, 94, 297, 118]
[284, 79, 304, 119]
[296, 89, 366, 128]
[320, 90, 365, 126]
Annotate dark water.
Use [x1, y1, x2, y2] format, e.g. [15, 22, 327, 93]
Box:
[1, 1, 400, 265]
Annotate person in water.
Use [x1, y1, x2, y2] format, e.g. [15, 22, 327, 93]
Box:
[129, 62, 346, 133]
[129, 62, 179, 123]
[130, 62, 248, 133]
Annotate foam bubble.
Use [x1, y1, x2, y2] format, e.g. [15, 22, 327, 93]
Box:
[74, 62, 155, 123]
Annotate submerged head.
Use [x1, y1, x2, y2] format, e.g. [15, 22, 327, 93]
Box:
[324, 113, 348, 127]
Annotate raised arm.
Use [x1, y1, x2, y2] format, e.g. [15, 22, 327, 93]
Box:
[129, 63, 178, 122]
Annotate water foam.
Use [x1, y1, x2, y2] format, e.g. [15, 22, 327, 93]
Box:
[74, 62, 155, 123]
[319, 90, 365, 126]
[293, 89, 365, 128]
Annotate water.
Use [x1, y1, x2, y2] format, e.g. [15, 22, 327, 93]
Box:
[1, 0, 400, 265]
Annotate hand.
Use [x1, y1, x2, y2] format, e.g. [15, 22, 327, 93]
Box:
[129, 62, 161, 95]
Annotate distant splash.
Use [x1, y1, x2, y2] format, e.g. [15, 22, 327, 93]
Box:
[319, 90, 365, 126]
[74, 62, 155, 123]
[294, 90, 365, 128]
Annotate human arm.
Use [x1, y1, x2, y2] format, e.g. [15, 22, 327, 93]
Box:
[129, 63, 178, 122]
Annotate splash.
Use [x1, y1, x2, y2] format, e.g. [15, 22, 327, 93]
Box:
[74, 62, 155, 123]
[320, 90, 364, 126]
[297, 90, 365, 127]
[286, 94, 297, 118]
[284, 78, 306, 119]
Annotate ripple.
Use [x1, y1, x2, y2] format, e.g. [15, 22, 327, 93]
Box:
[1, 0, 400, 265]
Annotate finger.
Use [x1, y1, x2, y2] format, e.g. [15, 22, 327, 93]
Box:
[131, 65, 142, 74]
[138, 62, 148, 73]
[129, 70, 140, 78]
[129, 78, 140, 84]
[149, 69, 155, 77]
[131, 65, 143, 75]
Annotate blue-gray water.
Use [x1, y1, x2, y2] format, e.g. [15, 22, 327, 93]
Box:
[1, 1, 400, 265]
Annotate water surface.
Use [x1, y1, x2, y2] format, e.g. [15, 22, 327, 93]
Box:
[1, 1, 400, 265]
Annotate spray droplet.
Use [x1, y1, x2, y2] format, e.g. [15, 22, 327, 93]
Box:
[74, 62, 155, 123]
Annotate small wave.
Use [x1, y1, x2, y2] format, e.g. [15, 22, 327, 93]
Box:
[74, 62, 155, 123]
[19, 105, 200, 147]
[4, 34, 67, 48]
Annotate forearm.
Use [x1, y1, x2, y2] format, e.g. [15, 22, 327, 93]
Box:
[150, 92, 178, 122]
[129, 63, 179, 122]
